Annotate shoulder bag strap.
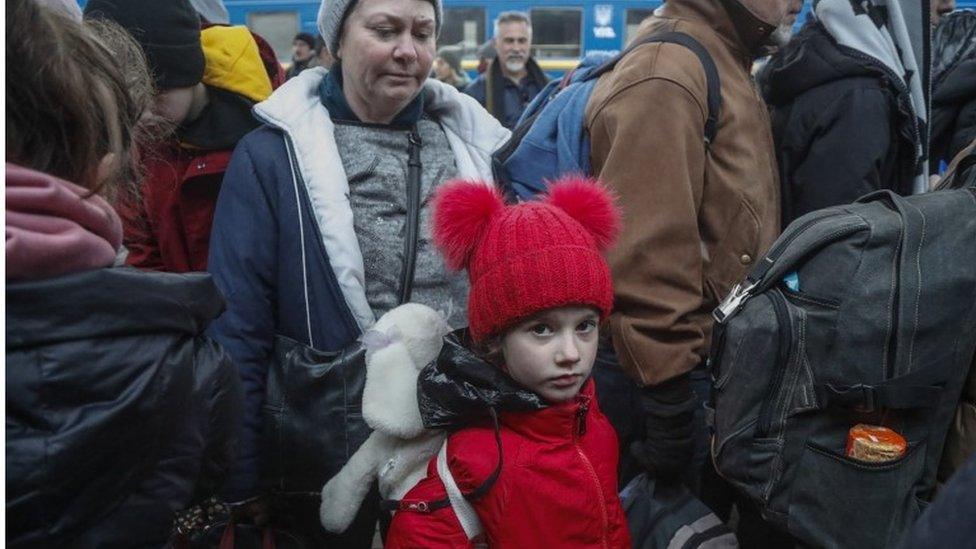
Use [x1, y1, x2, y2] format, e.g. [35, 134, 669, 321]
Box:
[587, 31, 722, 146]
[399, 127, 423, 304]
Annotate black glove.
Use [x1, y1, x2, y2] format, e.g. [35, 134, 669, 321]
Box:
[630, 373, 699, 480]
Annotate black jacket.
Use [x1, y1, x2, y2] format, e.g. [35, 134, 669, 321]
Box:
[6, 268, 242, 548]
[763, 21, 919, 227]
[930, 11, 976, 170]
[898, 453, 976, 549]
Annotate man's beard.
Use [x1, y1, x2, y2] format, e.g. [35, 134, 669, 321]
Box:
[767, 23, 794, 48]
[757, 23, 794, 56]
[504, 57, 526, 74]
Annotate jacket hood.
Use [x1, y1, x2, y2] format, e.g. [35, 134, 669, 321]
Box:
[813, 0, 930, 192]
[5, 163, 123, 283]
[418, 329, 546, 430]
[934, 57, 976, 105]
[932, 9, 976, 86]
[200, 25, 273, 102]
[763, 21, 887, 105]
[6, 268, 225, 349]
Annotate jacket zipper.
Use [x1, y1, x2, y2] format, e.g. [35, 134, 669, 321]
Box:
[834, 43, 923, 186]
[573, 399, 610, 549]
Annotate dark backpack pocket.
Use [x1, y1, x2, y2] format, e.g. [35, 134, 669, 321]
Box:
[787, 441, 926, 549]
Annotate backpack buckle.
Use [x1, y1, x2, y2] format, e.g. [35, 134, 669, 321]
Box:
[713, 280, 757, 324]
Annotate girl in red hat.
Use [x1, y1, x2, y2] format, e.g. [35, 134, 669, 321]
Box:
[385, 177, 631, 548]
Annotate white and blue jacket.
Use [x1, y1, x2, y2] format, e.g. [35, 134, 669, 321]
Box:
[207, 68, 509, 499]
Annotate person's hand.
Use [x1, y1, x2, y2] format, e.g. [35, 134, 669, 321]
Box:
[630, 374, 698, 480]
[230, 497, 270, 527]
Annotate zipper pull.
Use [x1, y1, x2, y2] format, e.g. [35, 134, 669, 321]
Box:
[576, 400, 589, 437]
[407, 128, 422, 168]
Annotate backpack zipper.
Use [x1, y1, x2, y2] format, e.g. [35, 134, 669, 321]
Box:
[715, 214, 868, 323]
[756, 288, 794, 437]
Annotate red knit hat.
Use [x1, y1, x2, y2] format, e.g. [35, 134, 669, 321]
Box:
[432, 176, 621, 342]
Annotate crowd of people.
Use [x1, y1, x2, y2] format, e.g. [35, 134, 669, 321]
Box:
[5, 0, 975, 547]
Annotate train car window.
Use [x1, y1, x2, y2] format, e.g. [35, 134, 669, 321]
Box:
[247, 11, 299, 62]
[625, 9, 655, 45]
[529, 8, 582, 59]
[441, 7, 486, 59]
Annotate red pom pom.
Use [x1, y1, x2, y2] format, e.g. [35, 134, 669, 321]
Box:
[545, 176, 621, 251]
[432, 180, 504, 270]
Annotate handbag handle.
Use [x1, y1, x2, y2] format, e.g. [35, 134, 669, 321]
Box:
[398, 127, 423, 305]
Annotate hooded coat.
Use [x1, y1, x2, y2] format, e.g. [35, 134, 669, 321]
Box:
[386, 336, 630, 549]
[764, 0, 930, 226]
[930, 10, 976, 171]
[5, 165, 241, 547]
[122, 25, 283, 272]
[207, 68, 508, 504]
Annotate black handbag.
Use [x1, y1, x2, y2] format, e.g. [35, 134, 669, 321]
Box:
[261, 126, 425, 495]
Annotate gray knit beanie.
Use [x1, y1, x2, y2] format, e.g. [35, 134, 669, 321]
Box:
[318, 0, 442, 56]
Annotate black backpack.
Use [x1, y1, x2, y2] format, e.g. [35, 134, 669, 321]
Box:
[708, 189, 976, 548]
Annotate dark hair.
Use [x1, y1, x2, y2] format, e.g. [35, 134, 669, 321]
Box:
[295, 32, 317, 49]
[6, 0, 145, 200]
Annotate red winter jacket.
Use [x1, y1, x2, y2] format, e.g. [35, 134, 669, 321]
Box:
[124, 27, 283, 272]
[386, 380, 630, 548]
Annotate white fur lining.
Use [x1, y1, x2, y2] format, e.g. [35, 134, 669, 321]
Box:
[253, 69, 509, 332]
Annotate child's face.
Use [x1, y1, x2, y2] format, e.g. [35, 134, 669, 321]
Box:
[498, 306, 600, 403]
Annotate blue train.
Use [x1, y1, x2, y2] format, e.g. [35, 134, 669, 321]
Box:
[77, 0, 976, 77]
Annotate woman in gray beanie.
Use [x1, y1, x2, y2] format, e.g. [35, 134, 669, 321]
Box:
[206, 0, 509, 545]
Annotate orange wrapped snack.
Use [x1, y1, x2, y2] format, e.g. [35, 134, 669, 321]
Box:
[846, 424, 907, 462]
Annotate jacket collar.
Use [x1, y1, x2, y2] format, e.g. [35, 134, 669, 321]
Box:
[319, 62, 425, 125]
[661, 0, 774, 63]
[501, 378, 597, 443]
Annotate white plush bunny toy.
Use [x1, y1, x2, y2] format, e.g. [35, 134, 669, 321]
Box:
[319, 303, 450, 533]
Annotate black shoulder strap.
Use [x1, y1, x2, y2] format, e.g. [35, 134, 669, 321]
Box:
[588, 31, 722, 146]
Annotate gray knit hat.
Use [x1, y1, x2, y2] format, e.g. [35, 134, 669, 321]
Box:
[317, 0, 442, 55]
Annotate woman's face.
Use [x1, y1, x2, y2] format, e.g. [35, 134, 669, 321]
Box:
[337, 0, 436, 123]
[433, 56, 453, 81]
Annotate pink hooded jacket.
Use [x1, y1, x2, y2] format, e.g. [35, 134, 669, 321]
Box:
[6, 163, 123, 281]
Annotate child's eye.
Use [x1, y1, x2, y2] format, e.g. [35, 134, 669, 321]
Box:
[530, 323, 553, 336]
[577, 319, 597, 333]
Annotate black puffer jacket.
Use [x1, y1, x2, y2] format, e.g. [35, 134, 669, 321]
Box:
[931, 10, 976, 170]
[763, 21, 919, 226]
[418, 329, 545, 430]
[6, 268, 242, 548]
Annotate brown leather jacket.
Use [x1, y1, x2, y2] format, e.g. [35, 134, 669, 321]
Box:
[585, 0, 780, 386]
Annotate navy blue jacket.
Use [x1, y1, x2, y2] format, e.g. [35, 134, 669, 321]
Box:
[465, 58, 549, 129]
[207, 68, 508, 502]
[208, 127, 362, 500]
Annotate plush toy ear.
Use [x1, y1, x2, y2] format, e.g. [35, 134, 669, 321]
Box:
[432, 180, 504, 270]
[545, 176, 621, 251]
